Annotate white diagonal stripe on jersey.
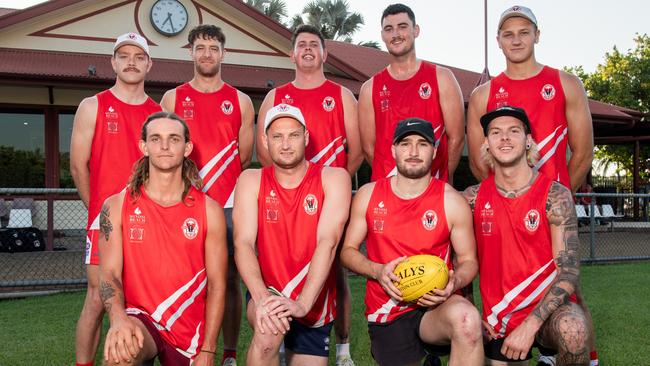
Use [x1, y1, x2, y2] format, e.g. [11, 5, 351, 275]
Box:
[223, 187, 235, 209]
[322, 144, 346, 166]
[281, 262, 310, 297]
[151, 268, 206, 322]
[536, 126, 562, 150]
[534, 127, 568, 171]
[310, 136, 344, 164]
[166, 277, 207, 329]
[487, 259, 554, 327]
[386, 166, 397, 178]
[199, 141, 237, 178]
[434, 126, 444, 149]
[312, 289, 330, 327]
[367, 297, 399, 323]
[181, 321, 202, 358]
[203, 149, 239, 193]
[497, 269, 557, 337]
[126, 308, 166, 330]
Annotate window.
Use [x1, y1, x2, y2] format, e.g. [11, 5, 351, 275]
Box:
[59, 112, 75, 188]
[0, 111, 45, 187]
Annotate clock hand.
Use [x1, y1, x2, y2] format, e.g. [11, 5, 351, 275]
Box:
[161, 13, 172, 28]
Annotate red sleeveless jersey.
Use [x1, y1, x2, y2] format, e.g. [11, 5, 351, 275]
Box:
[371, 62, 448, 182]
[474, 174, 556, 338]
[257, 164, 336, 327]
[174, 82, 242, 207]
[88, 90, 161, 230]
[364, 177, 451, 323]
[487, 66, 570, 187]
[274, 80, 347, 168]
[122, 186, 208, 359]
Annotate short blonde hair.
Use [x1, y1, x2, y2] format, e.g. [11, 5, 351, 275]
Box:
[481, 140, 540, 171]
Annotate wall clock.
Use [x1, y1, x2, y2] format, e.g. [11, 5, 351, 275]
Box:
[150, 0, 188, 36]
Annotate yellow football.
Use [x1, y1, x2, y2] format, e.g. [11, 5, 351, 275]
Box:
[393, 254, 449, 302]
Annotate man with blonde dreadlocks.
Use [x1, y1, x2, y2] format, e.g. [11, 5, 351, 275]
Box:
[98, 112, 228, 366]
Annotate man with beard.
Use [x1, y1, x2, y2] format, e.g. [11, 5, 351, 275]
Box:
[462, 106, 591, 365]
[358, 3, 464, 184]
[255, 24, 362, 366]
[234, 104, 351, 366]
[70, 32, 161, 366]
[99, 112, 227, 366]
[465, 6, 597, 365]
[340, 118, 483, 366]
[161, 24, 254, 366]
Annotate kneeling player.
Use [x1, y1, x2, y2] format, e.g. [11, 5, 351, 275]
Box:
[234, 104, 351, 366]
[341, 118, 483, 366]
[463, 106, 592, 365]
[99, 112, 228, 365]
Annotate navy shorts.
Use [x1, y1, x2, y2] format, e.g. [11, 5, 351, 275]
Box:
[485, 337, 556, 362]
[368, 308, 450, 366]
[224, 208, 234, 256]
[246, 292, 332, 357]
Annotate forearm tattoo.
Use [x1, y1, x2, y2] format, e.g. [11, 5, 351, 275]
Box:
[462, 184, 481, 210]
[99, 203, 113, 241]
[99, 278, 123, 314]
[533, 183, 580, 323]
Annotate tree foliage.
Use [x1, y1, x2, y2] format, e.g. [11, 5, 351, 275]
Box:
[245, 0, 287, 23]
[567, 34, 650, 182]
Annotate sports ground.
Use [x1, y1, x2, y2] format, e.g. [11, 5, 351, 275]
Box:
[1, 262, 648, 365]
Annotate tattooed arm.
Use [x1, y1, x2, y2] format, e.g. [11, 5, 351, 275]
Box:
[98, 192, 145, 364]
[501, 182, 581, 360]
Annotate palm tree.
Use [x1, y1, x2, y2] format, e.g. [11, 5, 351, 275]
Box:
[290, 0, 364, 42]
[244, 0, 287, 23]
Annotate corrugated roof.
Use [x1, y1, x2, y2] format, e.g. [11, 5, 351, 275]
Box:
[0, 8, 16, 17]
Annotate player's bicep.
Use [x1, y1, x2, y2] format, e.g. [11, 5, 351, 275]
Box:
[98, 194, 125, 278]
[205, 198, 227, 285]
[437, 68, 465, 137]
[341, 184, 372, 252]
[255, 91, 275, 166]
[318, 168, 352, 242]
[237, 91, 255, 166]
[159, 89, 176, 112]
[70, 98, 97, 164]
[357, 80, 376, 159]
[233, 170, 260, 250]
[446, 189, 477, 262]
[546, 182, 579, 258]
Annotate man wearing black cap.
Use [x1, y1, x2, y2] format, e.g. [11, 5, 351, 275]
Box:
[463, 106, 591, 365]
[341, 118, 482, 366]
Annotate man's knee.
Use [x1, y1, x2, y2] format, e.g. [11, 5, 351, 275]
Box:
[552, 303, 590, 356]
[446, 297, 482, 344]
[250, 332, 283, 358]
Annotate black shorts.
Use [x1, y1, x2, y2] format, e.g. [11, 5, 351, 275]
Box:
[368, 309, 450, 366]
[224, 207, 234, 256]
[484, 338, 556, 362]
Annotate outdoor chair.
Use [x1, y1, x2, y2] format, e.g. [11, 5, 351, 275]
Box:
[600, 204, 624, 232]
[575, 204, 590, 226]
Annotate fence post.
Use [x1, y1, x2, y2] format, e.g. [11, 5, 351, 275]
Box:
[46, 195, 54, 251]
[589, 198, 596, 260]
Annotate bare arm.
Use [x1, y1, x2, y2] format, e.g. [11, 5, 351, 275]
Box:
[461, 184, 481, 211]
[254, 90, 276, 167]
[443, 185, 478, 291]
[293, 167, 351, 312]
[341, 87, 363, 176]
[466, 82, 491, 181]
[340, 183, 404, 301]
[357, 78, 376, 164]
[437, 67, 465, 182]
[561, 72, 593, 192]
[159, 88, 176, 113]
[200, 198, 228, 354]
[98, 192, 144, 363]
[70, 97, 98, 208]
[238, 90, 255, 169]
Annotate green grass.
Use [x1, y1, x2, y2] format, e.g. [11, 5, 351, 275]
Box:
[1, 262, 648, 365]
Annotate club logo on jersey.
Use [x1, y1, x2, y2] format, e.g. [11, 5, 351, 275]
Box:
[282, 94, 294, 104]
[129, 227, 144, 242]
[379, 85, 390, 111]
[373, 219, 384, 233]
[105, 106, 119, 133]
[495, 87, 509, 104]
[182, 96, 194, 107]
[373, 201, 388, 216]
[480, 201, 494, 218]
[482, 221, 492, 234]
[422, 210, 438, 231]
[322, 96, 335, 112]
[541, 84, 556, 101]
[129, 207, 146, 224]
[221, 100, 233, 115]
[418, 82, 432, 99]
[270, 189, 276, 197]
[304, 194, 318, 215]
[266, 208, 279, 222]
[182, 218, 199, 239]
[524, 209, 540, 232]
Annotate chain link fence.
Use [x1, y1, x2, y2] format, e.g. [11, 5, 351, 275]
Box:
[1, 189, 649, 293]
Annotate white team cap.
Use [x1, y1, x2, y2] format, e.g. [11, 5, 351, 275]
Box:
[113, 32, 150, 56]
[498, 5, 537, 30]
[264, 104, 306, 131]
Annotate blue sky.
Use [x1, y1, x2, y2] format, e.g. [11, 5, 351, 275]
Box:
[2, 1, 648, 74]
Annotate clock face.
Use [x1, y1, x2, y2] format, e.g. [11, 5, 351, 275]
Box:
[150, 0, 188, 36]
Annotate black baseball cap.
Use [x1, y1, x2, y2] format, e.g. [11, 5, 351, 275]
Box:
[480, 106, 531, 136]
[393, 118, 436, 144]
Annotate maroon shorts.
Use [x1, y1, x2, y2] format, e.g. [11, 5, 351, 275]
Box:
[130, 313, 192, 365]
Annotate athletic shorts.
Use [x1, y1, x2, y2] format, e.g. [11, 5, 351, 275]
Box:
[85, 230, 99, 265]
[224, 208, 234, 256]
[130, 312, 192, 366]
[484, 338, 556, 362]
[245, 292, 332, 357]
[368, 308, 450, 366]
